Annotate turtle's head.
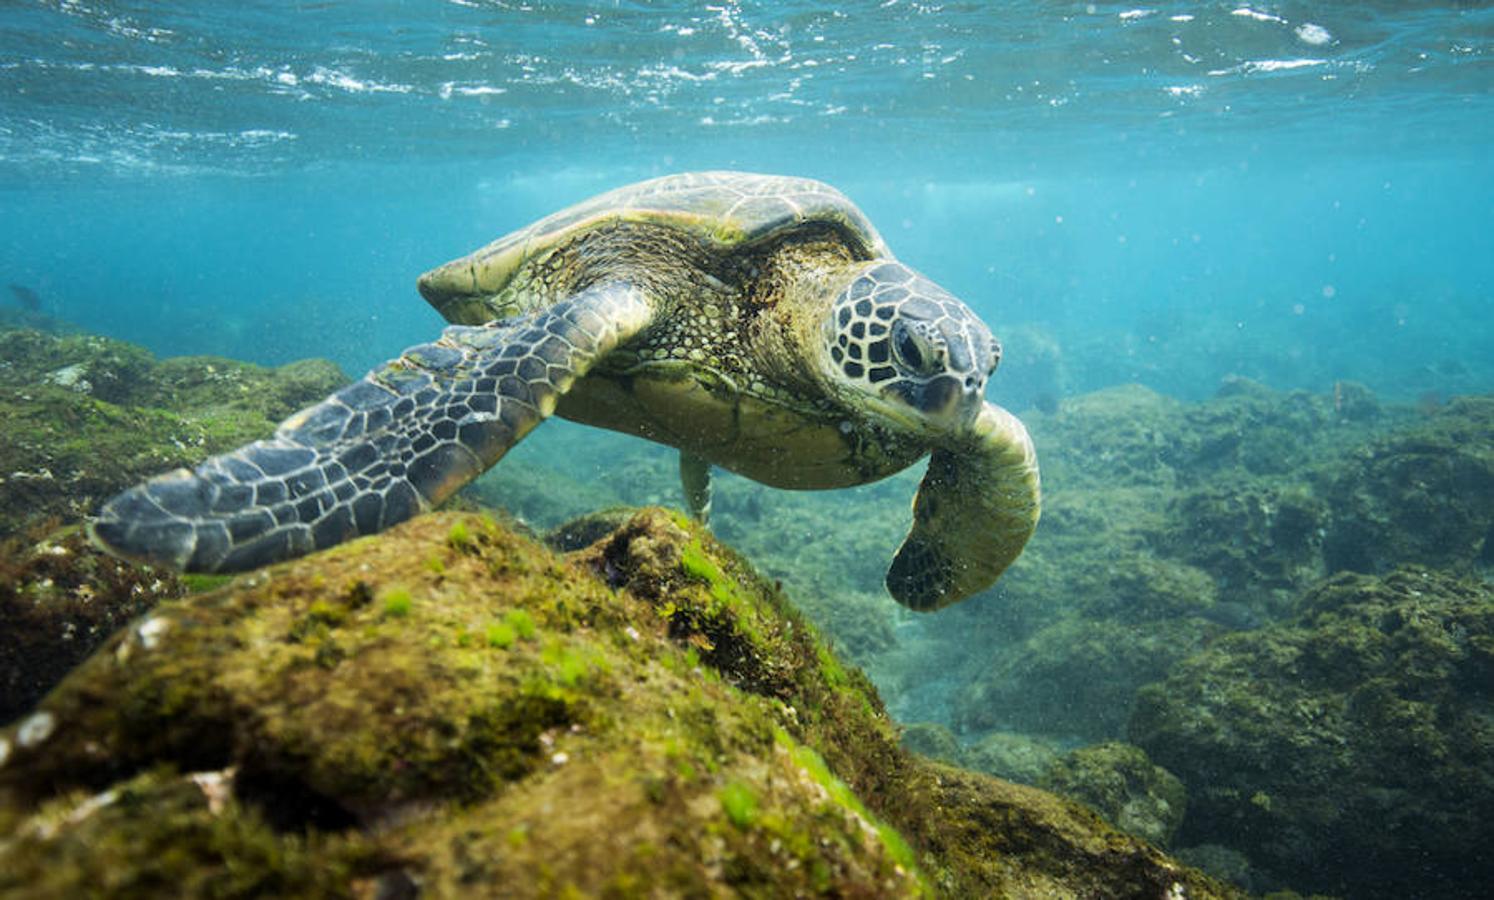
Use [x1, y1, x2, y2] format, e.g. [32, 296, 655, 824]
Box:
[820, 261, 999, 435]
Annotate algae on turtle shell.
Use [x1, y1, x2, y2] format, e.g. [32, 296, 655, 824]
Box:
[0, 508, 1235, 899]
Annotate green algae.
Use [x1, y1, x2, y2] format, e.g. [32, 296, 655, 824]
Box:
[1039, 741, 1187, 847]
[774, 726, 922, 885]
[0, 508, 1233, 898]
[717, 779, 758, 829]
[1130, 567, 1494, 897]
[379, 588, 412, 618]
[0, 326, 347, 539]
[505, 608, 537, 641]
[446, 519, 474, 551]
[179, 573, 234, 594]
[485, 622, 516, 649]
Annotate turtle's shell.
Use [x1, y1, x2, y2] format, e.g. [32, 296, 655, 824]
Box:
[419, 171, 890, 325]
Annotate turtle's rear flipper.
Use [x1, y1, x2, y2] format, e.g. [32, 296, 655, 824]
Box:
[885, 402, 1040, 611]
[90, 282, 653, 573]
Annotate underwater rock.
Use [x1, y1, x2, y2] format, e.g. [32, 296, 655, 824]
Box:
[1322, 396, 1494, 576]
[711, 475, 908, 665]
[542, 506, 641, 552]
[1038, 741, 1187, 847]
[961, 730, 1065, 786]
[899, 721, 965, 765]
[1160, 480, 1326, 619]
[936, 382, 1458, 748]
[0, 509, 1234, 898]
[1331, 379, 1380, 421]
[0, 527, 187, 724]
[951, 615, 1209, 742]
[0, 327, 346, 537]
[1038, 384, 1187, 489]
[1130, 567, 1494, 899]
[1171, 844, 1259, 894]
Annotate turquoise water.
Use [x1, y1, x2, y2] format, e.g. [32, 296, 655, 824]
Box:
[2, 1, 1490, 404]
[3, 5, 1492, 893]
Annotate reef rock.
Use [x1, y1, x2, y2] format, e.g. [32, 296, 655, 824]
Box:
[0, 509, 1235, 898]
[1322, 396, 1494, 575]
[1130, 567, 1494, 898]
[0, 528, 189, 723]
[0, 327, 346, 537]
[1038, 742, 1186, 847]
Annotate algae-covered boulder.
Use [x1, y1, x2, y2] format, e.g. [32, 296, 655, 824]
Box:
[952, 615, 1209, 742]
[1130, 568, 1494, 898]
[0, 327, 347, 536]
[1160, 481, 1326, 617]
[0, 528, 187, 724]
[1038, 742, 1186, 847]
[1322, 396, 1494, 575]
[900, 721, 965, 765]
[0, 509, 1235, 898]
[962, 730, 1065, 786]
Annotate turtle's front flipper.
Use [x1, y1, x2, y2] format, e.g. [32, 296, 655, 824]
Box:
[885, 402, 1040, 611]
[90, 282, 653, 573]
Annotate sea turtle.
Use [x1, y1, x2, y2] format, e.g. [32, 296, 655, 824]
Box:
[90, 172, 1039, 610]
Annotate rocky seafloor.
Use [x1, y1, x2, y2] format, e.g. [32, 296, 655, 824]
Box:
[1, 317, 1490, 898]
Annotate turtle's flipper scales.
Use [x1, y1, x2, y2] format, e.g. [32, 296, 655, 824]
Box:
[90, 282, 653, 572]
[886, 402, 1040, 611]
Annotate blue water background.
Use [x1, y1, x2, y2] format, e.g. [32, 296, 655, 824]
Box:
[3, 1, 1491, 405]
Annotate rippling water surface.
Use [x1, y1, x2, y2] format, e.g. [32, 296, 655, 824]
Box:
[4, 1, 1490, 175]
[1, 1, 1491, 396]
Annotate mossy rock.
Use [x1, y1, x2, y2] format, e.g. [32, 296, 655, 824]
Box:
[1160, 481, 1326, 617]
[1321, 396, 1494, 575]
[1067, 553, 1219, 624]
[952, 616, 1209, 742]
[900, 722, 965, 766]
[1039, 742, 1186, 847]
[962, 731, 1066, 786]
[1037, 384, 1187, 490]
[0, 510, 1235, 898]
[0, 527, 186, 724]
[1130, 567, 1494, 898]
[0, 327, 347, 537]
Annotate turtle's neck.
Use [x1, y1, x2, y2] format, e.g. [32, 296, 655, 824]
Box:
[739, 234, 864, 404]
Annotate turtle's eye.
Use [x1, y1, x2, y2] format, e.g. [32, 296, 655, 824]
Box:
[988, 337, 1002, 375]
[892, 321, 940, 376]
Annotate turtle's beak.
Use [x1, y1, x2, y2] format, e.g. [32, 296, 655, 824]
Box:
[925, 374, 986, 430]
[875, 374, 983, 437]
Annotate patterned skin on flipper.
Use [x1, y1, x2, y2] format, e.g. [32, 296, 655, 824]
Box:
[885, 403, 1040, 611]
[89, 283, 652, 572]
